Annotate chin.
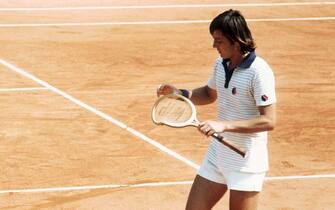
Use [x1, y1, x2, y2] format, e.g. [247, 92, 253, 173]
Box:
[220, 54, 228, 59]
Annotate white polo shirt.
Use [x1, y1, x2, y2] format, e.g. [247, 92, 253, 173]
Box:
[207, 51, 276, 173]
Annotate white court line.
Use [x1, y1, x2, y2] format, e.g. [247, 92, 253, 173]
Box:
[249, 17, 335, 21]
[0, 174, 334, 194]
[0, 87, 48, 92]
[0, 2, 334, 11]
[265, 174, 335, 181]
[0, 59, 199, 170]
[0, 17, 334, 28]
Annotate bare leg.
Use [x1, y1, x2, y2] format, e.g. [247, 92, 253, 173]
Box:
[186, 175, 228, 210]
[229, 189, 259, 210]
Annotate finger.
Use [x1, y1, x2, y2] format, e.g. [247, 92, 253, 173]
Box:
[200, 122, 211, 132]
[157, 84, 173, 96]
[207, 130, 214, 136]
[198, 123, 206, 131]
[156, 84, 166, 97]
[201, 127, 210, 134]
[205, 128, 212, 136]
[156, 84, 161, 96]
[198, 127, 207, 135]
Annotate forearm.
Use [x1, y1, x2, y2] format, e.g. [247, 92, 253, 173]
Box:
[189, 86, 216, 105]
[224, 116, 275, 133]
[157, 83, 216, 105]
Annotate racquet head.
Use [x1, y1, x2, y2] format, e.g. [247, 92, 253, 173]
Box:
[151, 94, 198, 128]
[151, 93, 247, 158]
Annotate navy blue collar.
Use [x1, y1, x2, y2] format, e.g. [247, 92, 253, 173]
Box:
[221, 51, 256, 88]
[222, 50, 256, 69]
[239, 51, 256, 68]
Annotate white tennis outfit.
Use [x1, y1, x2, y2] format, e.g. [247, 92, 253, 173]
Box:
[198, 51, 276, 191]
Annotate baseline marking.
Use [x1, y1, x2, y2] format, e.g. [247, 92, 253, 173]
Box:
[0, 2, 334, 11]
[0, 17, 334, 28]
[0, 87, 48, 92]
[1, 174, 334, 194]
[0, 59, 199, 170]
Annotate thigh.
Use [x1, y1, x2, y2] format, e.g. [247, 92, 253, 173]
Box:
[229, 190, 260, 210]
[186, 175, 228, 210]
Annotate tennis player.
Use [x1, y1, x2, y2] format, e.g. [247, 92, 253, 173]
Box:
[156, 9, 276, 210]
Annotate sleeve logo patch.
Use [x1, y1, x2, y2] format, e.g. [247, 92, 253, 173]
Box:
[261, 95, 268, 101]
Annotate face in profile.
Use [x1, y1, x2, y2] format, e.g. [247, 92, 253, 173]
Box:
[212, 30, 241, 60]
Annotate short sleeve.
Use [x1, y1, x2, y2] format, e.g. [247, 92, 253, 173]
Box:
[252, 63, 277, 106]
[207, 58, 221, 90]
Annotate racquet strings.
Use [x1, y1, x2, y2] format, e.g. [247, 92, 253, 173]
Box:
[152, 95, 246, 157]
[153, 96, 193, 126]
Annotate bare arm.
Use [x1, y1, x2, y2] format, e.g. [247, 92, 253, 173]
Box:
[190, 85, 217, 105]
[156, 84, 217, 105]
[224, 103, 276, 132]
[199, 103, 276, 135]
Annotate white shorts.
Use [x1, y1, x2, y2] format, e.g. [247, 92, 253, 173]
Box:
[198, 157, 266, 192]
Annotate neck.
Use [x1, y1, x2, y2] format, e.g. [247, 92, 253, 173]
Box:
[228, 52, 245, 70]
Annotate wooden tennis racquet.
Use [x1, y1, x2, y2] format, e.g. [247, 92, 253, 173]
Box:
[151, 94, 246, 158]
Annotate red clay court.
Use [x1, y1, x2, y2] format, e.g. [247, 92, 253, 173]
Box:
[0, 1, 334, 209]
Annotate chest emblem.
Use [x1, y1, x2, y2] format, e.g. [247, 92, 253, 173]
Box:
[261, 95, 268, 101]
[232, 87, 237, 95]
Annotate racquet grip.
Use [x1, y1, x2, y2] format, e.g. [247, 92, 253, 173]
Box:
[212, 133, 247, 158]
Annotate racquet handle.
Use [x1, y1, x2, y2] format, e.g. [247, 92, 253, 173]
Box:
[212, 133, 247, 158]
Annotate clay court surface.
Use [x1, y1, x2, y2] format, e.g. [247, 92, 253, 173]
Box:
[0, 0, 334, 209]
